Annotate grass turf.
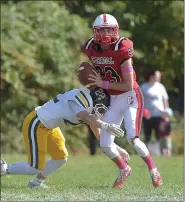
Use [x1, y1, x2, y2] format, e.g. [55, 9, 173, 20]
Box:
[1, 153, 184, 201]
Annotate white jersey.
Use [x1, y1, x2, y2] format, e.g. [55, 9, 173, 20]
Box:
[35, 88, 93, 128]
[140, 82, 169, 117]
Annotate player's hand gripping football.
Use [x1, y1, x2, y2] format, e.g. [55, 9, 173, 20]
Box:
[88, 70, 104, 88]
[101, 122, 124, 138]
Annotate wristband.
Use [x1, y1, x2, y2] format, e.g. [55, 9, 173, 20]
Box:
[121, 66, 133, 73]
[101, 122, 108, 130]
[104, 81, 110, 89]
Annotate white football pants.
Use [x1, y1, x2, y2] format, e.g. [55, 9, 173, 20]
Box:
[100, 88, 144, 148]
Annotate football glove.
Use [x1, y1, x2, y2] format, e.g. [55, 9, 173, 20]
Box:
[101, 122, 124, 138]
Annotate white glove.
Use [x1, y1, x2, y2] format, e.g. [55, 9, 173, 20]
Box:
[101, 122, 124, 138]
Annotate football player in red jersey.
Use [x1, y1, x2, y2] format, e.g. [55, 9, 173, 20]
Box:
[82, 14, 162, 188]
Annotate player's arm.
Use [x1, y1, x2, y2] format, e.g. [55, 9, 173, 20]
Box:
[108, 58, 134, 91]
[89, 126, 101, 140]
[162, 85, 169, 109]
[77, 110, 106, 130]
[162, 87, 172, 119]
[69, 95, 124, 138]
[76, 110, 124, 138]
[163, 99, 169, 109]
[107, 39, 134, 91]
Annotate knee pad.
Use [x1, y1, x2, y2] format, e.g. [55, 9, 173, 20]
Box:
[128, 138, 149, 157]
[101, 145, 119, 159]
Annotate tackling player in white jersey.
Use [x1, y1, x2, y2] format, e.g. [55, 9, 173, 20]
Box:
[1, 87, 128, 188]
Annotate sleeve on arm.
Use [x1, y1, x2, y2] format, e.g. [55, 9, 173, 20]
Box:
[69, 101, 87, 116]
[81, 38, 93, 56]
[119, 39, 134, 61]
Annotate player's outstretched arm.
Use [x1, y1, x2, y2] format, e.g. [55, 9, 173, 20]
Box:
[77, 111, 124, 138]
[77, 110, 103, 128]
[89, 126, 101, 140]
[88, 59, 134, 91]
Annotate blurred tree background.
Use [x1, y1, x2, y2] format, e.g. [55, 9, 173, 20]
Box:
[1, 1, 184, 154]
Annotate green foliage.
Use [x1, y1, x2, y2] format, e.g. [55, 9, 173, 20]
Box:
[1, 1, 184, 154]
[171, 117, 184, 154]
[1, 1, 91, 153]
[126, 1, 184, 87]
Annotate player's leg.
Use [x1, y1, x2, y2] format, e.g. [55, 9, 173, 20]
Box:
[100, 96, 131, 188]
[124, 87, 162, 187]
[3, 161, 41, 176]
[153, 117, 162, 142]
[156, 118, 172, 157]
[142, 117, 152, 146]
[29, 127, 68, 187]
[2, 111, 47, 177]
[112, 142, 130, 163]
[159, 136, 172, 157]
[0, 158, 40, 176]
[152, 117, 163, 155]
[42, 127, 68, 177]
[100, 99, 128, 168]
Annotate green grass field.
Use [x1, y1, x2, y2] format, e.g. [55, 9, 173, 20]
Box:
[1, 153, 184, 201]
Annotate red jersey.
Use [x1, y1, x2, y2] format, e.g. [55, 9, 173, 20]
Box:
[82, 37, 138, 95]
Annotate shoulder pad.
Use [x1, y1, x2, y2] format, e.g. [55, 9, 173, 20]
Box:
[74, 89, 93, 109]
[114, 37, 134, 59]
[114, 37, 130, 51]
[84, 37, 94, 50]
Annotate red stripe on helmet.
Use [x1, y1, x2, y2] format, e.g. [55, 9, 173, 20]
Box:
[103, 14, 107, 22]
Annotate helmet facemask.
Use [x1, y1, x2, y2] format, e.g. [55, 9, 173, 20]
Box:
[93, 103, 108, 119]
[90, 87, 110, 119]
[93, 26, 119, 45]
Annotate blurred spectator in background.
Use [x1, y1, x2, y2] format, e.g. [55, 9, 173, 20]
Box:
[140, 70, 173, 157]
[88, 126, 98, 155]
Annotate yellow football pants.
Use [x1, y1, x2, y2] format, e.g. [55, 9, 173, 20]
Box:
[22, 110, 68, 170]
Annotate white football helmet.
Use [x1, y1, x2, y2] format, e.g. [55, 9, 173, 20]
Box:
[90, 87, 110, 119]
[93, 14, 119, 45]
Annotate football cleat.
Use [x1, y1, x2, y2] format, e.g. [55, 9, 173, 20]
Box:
[119, 149, 130, 164]
[113, 165, 132, 189]
[27, 179, 47, 189]
[1, 158, 8, 177]
[150, 168, 163, 187]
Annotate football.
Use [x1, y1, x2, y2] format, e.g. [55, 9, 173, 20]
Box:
[1, 158, 7, 175]
[78, 62, 97, 90]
